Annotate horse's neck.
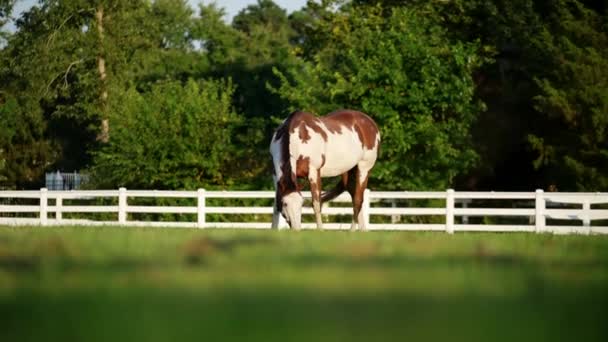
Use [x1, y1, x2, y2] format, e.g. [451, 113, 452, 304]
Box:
[280, 170, 299, 192]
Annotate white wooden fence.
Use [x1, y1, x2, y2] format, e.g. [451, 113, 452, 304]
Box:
[0, 188, 607, 234]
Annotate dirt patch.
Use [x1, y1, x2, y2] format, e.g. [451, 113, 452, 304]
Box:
[181, 235, 276, 266]
[473, 242, 521, 266]
[343, 242, 380, 260]
[34, 236, 71, 258]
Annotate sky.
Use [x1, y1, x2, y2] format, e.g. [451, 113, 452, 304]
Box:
[9, 0, 310, 28]
[196, 1, 309, 21]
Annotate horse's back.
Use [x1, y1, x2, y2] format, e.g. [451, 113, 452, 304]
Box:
[321, 110, 379, 150]
[319, 110, 380, 177]
[323, 110, 380, 149]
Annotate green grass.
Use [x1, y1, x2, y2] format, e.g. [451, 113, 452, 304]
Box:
[1, 226, 607, 341]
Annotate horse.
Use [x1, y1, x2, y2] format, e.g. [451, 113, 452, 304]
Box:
[269, 109, 380, 230]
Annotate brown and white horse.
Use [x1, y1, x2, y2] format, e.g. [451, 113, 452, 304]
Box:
[270, 110, 380, 230]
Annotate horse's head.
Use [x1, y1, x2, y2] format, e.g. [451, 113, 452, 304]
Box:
[280, 191, 304, 229]
[270, 111, 312, 230]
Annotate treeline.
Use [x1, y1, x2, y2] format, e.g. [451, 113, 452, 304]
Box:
[0, 0, 606, 191]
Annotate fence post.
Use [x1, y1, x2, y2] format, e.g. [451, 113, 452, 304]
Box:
[364, 189, 371, 229]
[461, 199, 469, 224]
[40, 188, 48, 226]
[118, 187, 127, 225]
[446, 189, 455, 234]
[535, 189, 545, 233]
[582, 199, 591, 234]
[197, 189, 206, 228]
[391, 199, 400, 224]
[56, 194, 63, 221]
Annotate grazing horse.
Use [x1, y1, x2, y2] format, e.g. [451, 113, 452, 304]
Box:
[270, 110, 380, 230]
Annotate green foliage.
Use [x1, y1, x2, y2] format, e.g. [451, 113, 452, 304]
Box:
[233, 0, 288, 34]
[274, 4, 486, 190]
[194, 1, 301, 189]
[1, 0, 606, 192]
[0, 156, 5, 184]
[193, 3, 242, 66]
[528, 0, 608, 191]
[90, 79, 239, 189]
[0, 0, 12, 19]
[126, 0, 202, 87]
[0, 0, 14, 44]
[0, 0, 155, 175]
[0, 0, 211, 187]
[195, 0, 295, 119]
[387, 0, 608, 192]
[0, 96, 53, 188]
[229, 0, 295, 110]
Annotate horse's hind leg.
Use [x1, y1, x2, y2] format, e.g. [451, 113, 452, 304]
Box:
[309, 169, 323, 229]
[344, 168, 360, 230]
[321, 173, 348, 203]
[350, 166, 371, 231]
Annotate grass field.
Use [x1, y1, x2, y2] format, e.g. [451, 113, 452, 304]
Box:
[0, 226, 607, 341]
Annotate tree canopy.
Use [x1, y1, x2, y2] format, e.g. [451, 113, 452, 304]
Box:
[273, 4, 486, 190]
[0, 0, 606, 192]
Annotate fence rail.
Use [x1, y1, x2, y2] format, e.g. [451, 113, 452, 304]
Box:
[0, 188, 607, 234]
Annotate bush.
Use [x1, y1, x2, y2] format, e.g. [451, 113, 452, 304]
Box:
[90, 78, 240, 189]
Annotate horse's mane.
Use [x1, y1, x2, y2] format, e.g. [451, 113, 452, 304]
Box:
[274, 111, 296, 148]
[274, 111, 301, 194]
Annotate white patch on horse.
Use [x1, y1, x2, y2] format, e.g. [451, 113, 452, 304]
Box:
[319, 124, 366, 177]
[281, 191, 303, 229]
[357, 201, 367, 230]
[357, 134, 381, 185]
[289, 125, 324, 170]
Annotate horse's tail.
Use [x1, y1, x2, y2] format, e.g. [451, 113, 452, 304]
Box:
[321, 179, 346, 203]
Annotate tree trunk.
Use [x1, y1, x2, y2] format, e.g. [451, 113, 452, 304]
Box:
[95, 5, 109, 143]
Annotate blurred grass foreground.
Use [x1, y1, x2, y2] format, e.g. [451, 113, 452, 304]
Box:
[0, 226, 607, 342]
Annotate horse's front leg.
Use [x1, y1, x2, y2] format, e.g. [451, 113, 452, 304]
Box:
[309, 170, 323, 230]
[271, 199, 281, 229]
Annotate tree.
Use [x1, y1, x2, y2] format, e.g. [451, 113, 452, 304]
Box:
[429, 0, 608, 191]
[229, 0, 294, 119]
[0, 0, 151, 176]
[0, 0, 206, 188]
[428, 0, 548, 190]
[529, 1, 608, 191]
[0, 96, 53, 188]
[89, 79, 240, 189]
[0, 0, 14, 44]
[274, 3, 486, 190]
[191, 1, 301, 188]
